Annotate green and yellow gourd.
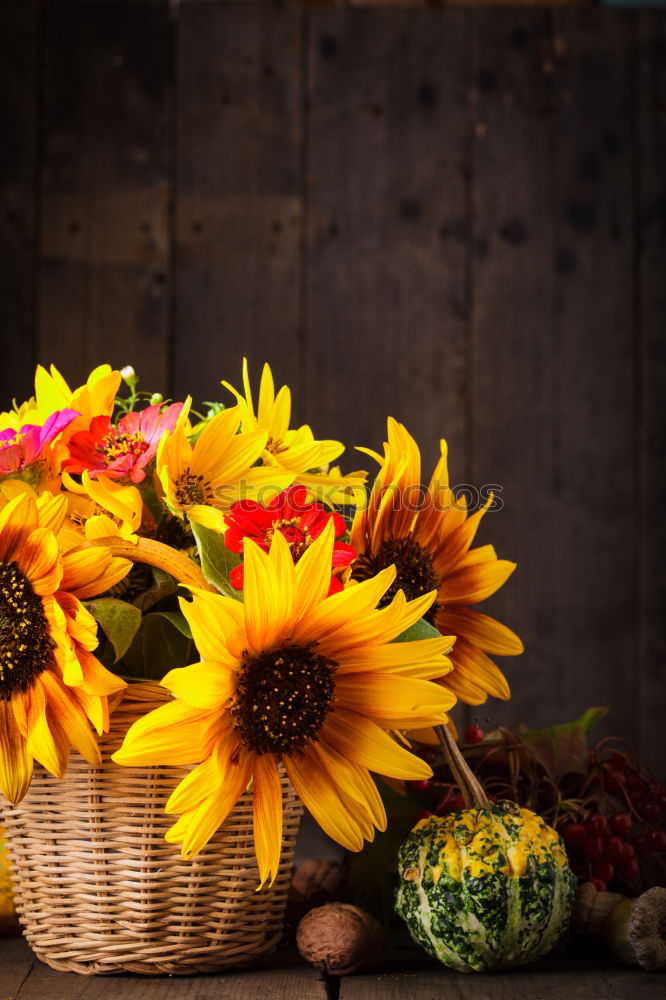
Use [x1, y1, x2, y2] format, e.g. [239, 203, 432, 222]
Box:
[395, 726, 577, 972]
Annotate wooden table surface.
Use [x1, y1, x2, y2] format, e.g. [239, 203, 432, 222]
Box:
[0, 935, 660, 1000]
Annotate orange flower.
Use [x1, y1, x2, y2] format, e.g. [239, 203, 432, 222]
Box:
[350, 419, 523, 707]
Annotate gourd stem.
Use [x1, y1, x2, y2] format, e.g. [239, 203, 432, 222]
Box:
[435, 724, 491, 809]
[70, 536, 216, 592]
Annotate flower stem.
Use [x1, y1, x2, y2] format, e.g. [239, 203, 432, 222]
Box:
[435, 724, 491, 809]
[72, 536, 216, 592]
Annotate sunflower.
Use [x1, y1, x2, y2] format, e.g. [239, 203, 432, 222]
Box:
[222, 359, 367, 506]
[156, 396, 293, 517]
[350, 418, 523, 708]
[0, 494, 127, 805]
[113, 520, 456, 885]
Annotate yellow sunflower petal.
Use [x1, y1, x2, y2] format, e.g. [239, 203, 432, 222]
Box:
[36, 491, 68, 535]
[75, 686, 108, 736]
[76, 648, 127, 696]
[322, 709, 433, 780]
[179, 591, 242, 665]
[312, 740, 387, 833]
[165, 727, 238, 814]
[16, 527, 62, 595]
[253, 754, 283, 888]
[335, 672, 455, 722]
[161, 661, 236, 711]
[60, 547, 126, 599]
[25, 704, 69, 778]
[439, 606, 524, 655]
[448, 637, 511, 701]
[112, 698, 223, 767]
[284, 751, 366, 852]
[0, 494, 35, 563]
[268, 530, 295, 628]
[242, 539, 282, 653]
[186, 505, 228, 533]
[39, 670, 101, 765]
[0, 700, 33, 804]
[10, 678, 46, 739]
[293, 564, 396, 646]
[294, 518, 337, 619]
[334, 637, 452, 674]
[439, 559, 516, 606]
[168, 747, 254, 860]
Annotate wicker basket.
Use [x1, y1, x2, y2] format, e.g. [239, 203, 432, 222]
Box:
[0, 682, 303, 975]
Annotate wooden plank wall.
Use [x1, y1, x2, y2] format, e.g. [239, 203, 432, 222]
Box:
[0, 1, 664, 779]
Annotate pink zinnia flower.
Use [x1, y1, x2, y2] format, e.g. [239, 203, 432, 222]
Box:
[0, 408, 79, 475]
[64, 402, 183, 484]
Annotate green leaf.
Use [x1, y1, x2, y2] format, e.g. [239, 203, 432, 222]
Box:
[520, 706, 608, 784]
[84, 598, 142, 663]
[119, 611, 197, 681]
[392, 616, 451, 649]
[133, 566, 178, 612]
[155, 610, 192, 639]
[190, 520, 242, 600]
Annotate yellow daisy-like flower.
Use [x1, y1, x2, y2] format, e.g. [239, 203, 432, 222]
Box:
[113, 520, 456, 886]
[0, 494, 127, 805]
[156, 396, 293, 517]
[58, 471, 142, 553]
[350, 418, 523, 708]
[222, 360, 367, 506]
[1, 362, 119, 436]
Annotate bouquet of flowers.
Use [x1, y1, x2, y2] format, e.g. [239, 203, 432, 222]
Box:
[0, 359, 523, 892]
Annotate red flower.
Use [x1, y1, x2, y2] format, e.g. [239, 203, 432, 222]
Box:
[224, 485, 356, 595]
[64, 403, 183, 484]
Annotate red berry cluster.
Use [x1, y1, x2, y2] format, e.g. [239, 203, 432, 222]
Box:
[557, 751, 666, 891]
[561, 813, 645, 891]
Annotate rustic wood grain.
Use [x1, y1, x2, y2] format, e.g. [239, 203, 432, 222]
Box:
[306, 8, 469, 474]
[0, 936, 36, 999]
[548, 9, 637, 747]
[468, 11, 639, 749]
[1, 936, 327, 1000]
[638, 14, 666, 785]
[1, 937, 656, 1000]
[172, 0, 303, 415]
[0, 1, 39, 408]
[466, 9, 563, 732]
[37, 0, 171, 393]
[339, 956, 654, 999]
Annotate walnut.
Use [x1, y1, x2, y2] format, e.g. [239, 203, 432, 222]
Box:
[296, 902, 385, 975]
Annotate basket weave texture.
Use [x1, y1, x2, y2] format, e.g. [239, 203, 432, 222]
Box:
[1, 682, 303, 975]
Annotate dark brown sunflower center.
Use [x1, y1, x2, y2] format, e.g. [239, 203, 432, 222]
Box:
[173, 466, 213, 507]
[352, 535, 441, 624]
[0, 561, 55, 700]
[231, 644, 336, 756]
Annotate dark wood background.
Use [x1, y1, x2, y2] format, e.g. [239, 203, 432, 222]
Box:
[1, 1, 664, 780]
